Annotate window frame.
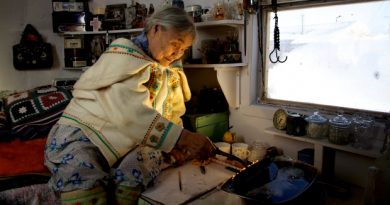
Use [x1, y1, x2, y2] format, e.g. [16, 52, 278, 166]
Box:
[257, 0, 390, 119]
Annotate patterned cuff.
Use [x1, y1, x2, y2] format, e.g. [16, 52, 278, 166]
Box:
[143, 115, 182, 152]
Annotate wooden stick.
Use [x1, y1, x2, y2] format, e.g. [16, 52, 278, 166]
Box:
[178, 171, 182, 191]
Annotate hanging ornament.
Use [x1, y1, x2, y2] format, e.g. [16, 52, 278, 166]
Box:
[269, 0, 288, 63]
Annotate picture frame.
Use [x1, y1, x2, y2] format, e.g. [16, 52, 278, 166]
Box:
[104, 4, 127, 30]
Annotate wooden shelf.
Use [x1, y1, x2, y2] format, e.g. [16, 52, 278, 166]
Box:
[63, 66, 90, 71]
[183, 63, 246, 109]
[265, 126, 383, 177]
[60, 19, 247, 109]
[63, 28, 143, 35]
[61, 20, 244, 35]
[183, 63, 247, 69]
[265, 127, 382, 158]
[195, 19, 245, 28]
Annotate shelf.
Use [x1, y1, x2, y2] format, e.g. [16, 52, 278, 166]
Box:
[60, 19, 247, 109]
[183, 63, 247, 69]
[265, 126, 383, 176]
[63, 28, 143, 35]
[184, 63, 246, 109]
[195, 19, 245, 28]
[265, 127, 382, 158]
[61, 20, 244, 35]
[63, 66, 90, 72]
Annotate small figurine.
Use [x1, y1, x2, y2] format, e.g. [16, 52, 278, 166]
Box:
[90, 36, 105, 64]
[148, 4, 154, 16]
[214, 2, 225, 20]
[235, 0, 244, 20]
[90, 17, 102, 32]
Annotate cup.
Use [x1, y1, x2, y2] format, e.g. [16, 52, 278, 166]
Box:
[214, 142, 231, 160]
[232, 142, 250, 160]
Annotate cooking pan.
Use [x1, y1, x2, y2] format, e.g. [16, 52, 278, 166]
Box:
[220, 157, 318, 204]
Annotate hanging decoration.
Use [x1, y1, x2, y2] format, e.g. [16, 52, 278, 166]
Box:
[269, 0, 287, 63]
[12, 24, 53, 70]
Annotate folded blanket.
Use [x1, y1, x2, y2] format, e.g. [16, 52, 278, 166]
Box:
[0, 137, 49, 177]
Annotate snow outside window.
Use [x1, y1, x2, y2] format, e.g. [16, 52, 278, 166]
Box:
[262, 0, 390, 114]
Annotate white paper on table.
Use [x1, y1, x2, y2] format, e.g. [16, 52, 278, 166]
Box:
[141, 161, 236, 205]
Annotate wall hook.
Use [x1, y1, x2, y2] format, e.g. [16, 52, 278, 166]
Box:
[269, 47, 287, 63]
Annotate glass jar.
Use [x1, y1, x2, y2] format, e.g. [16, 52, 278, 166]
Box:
[248, 141, 268, 162]
[185, 5, 202, 22]
[328, 114, 351, 145]
[351, 114, 375, 150]
[172, 0, 184, 9]
[305, 111, 328, 139]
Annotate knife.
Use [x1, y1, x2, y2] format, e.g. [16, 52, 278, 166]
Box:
[214, 146, 249, 168]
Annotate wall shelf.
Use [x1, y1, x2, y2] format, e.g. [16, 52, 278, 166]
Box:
[61, 20, 244, 36]
[63, 28, 143, 35]
[60, 19, 247, 109]
[184, 63, 246, 109]
[265, 127, 382, 158]
[183, 63, 247, 69]
[265, 126, 382, 175]
[184, 19, 247, 109]
[195, 19, 245, 28]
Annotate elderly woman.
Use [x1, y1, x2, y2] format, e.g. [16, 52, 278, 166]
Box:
[44, 6, 216, 205]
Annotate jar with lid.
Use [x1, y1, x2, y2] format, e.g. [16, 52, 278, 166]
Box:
[351, 114, 375, 150]
[286, 112, 306, 136]
[172, 0, 184, 9]
[328, 114, 351, 145]
[185, 5, 202, 22]
[248, 141, 268, 163]
[305, 111, 328, 139]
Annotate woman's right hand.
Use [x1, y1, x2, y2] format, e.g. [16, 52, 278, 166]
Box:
[174, 129, 216, 161]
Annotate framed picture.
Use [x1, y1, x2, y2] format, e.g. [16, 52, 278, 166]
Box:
[104, 4, 127, 30]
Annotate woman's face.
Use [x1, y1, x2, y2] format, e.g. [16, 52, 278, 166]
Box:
[148, 25, 194, 67]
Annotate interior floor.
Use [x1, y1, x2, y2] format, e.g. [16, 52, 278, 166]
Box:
[327, 185, 364, 205]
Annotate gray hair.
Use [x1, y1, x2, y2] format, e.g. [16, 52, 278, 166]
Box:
[144, 6, 196, 38]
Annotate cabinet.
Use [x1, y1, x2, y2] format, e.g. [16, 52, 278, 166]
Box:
[61, 19, 248, 107]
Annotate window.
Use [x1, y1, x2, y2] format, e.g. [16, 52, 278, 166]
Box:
[260, 0, 390, 115]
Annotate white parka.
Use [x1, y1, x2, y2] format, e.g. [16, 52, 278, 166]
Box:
[58, 38, 191, 166]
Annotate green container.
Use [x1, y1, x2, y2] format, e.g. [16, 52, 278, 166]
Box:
[183, 112, 229, 142]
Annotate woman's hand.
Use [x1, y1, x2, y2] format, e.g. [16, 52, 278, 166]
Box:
[174, 129, 216, 162]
